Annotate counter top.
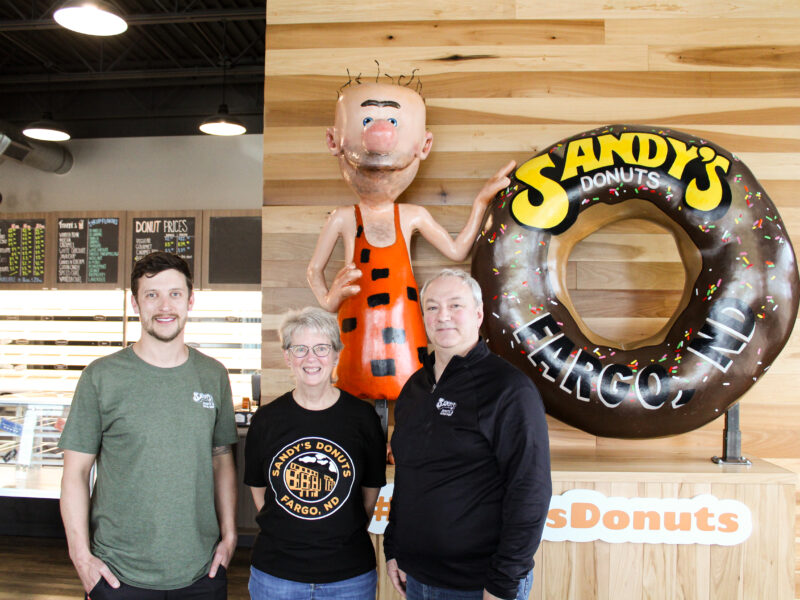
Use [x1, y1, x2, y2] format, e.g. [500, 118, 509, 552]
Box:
[0, 392, 73, 407]
[384, 449, 797, 485]
[0, 464, 62, 498]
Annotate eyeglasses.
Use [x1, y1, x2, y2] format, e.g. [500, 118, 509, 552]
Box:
[287, 344, 333, 358]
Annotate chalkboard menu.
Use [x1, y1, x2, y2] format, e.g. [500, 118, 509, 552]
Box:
[207, 216, 261, 285]
[57, 217, 120, 284]
[131, 216, 196, 273]
[0, 218, 46, 284]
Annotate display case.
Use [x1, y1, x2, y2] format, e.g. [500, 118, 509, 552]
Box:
[0, 288, 262, 499]
[0, 392, 71, 498]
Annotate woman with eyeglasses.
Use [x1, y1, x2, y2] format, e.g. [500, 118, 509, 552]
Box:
[243, 306, 386, 600]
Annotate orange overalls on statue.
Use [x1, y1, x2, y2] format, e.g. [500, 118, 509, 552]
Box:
[336, 204, 428, 400]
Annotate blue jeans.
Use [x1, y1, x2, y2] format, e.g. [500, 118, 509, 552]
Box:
[248, 566, 377, 600]
[405, 570, 533, 600]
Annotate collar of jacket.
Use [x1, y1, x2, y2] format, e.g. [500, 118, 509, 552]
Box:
[422, 337, 490, 385]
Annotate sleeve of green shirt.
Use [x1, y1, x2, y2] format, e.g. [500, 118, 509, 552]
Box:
[212, 367, 239, 448]
[58, 364, 103, 454]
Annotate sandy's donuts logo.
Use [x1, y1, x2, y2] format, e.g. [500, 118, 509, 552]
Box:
[269, 437, 354, 520]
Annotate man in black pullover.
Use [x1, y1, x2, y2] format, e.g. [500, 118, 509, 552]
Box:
[384, 268, 551, 600]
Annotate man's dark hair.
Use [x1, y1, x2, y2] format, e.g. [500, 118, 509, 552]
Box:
[131, 252, 193, 297]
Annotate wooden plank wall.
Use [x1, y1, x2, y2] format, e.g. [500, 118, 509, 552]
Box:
[262, 1, 800, 596]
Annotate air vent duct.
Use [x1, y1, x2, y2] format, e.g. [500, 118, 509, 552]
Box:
[0, 121, 73, 174]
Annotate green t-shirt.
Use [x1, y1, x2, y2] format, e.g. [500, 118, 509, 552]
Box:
[58, 346, 238, 589]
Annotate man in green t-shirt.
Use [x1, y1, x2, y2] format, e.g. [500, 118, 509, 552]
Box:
[59, 252, 239, 599]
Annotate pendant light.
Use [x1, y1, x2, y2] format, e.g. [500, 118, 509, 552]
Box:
[54, 0, 128, 36]
[23, 112, 71, 142]
[200, 23, 246, 136]
[199, 105, 246, 136]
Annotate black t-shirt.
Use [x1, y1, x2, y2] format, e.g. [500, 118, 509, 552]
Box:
[243, 389, 386, 583]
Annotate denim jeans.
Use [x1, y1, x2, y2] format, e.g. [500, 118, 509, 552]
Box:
[405, 570, 533, 600]
[248, 566, 377, 600]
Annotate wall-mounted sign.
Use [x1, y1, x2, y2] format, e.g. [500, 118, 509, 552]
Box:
[57, 217, 120, 285]
[545, 489, 752, 546]
[131, 216, 196, 274]
[0, 218, 46, 284]
[367, 485, 753, 547]
[207, 215, 261, 285]
[368, 483, 393, 535]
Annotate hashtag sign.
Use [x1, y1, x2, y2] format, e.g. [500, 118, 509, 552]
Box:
[373, 495, 392, 522]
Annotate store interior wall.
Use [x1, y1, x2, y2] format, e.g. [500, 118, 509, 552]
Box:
[0, 134, 263, 212]
[0, 133, 263, 536]
[261, 1, 800, 593]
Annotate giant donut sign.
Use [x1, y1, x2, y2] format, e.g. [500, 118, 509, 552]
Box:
[472, 125, 799, 438]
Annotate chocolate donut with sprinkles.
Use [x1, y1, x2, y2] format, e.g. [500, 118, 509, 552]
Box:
[472, 125, 799, 438]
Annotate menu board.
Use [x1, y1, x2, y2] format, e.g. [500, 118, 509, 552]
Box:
[207, 215, 261, 285]
[57, 217, 120, 284]
[0, 218, 46, 284]
[131, 216, 196, 273]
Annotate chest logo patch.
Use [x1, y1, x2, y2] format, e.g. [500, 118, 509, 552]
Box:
[269, 437, 355, 520]
[192, 392, 215, 410]
[436, 397, 457, 417]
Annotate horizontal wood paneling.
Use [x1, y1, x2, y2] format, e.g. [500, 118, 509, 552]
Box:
[264, 3, 800, 597]
[265, 46, 651, 76]
[266, 20, 606, 49]
[266, 73, 800, 101]
[514, 0, 800, 20]
[263, 149, 800, 180]
[267, 0, 800, 23]
[266, 125, 800, 153]
[264, 178, 800, 207]
[267, 0, 517, 24]
[606, 19, 800, 45]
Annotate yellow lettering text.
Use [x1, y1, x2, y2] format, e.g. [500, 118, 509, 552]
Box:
[685, 147, 730, 212]
[511, 154, 569, 230]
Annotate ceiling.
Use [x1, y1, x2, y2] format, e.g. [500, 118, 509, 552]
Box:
[0, 1, 265, 138]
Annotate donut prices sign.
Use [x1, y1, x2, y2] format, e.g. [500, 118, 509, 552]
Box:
[544, 490, 752, 546]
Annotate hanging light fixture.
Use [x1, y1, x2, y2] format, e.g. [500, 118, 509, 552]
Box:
[23, 112, 71, 142]
[200, 104, 246, 136]
[54, 0, 128, 36]
[200, 23, 246, 136]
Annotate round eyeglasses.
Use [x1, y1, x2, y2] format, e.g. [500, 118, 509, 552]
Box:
[287, 343, 333, 358]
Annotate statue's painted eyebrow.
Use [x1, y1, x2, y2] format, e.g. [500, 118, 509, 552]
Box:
[361, 99, 401, 108]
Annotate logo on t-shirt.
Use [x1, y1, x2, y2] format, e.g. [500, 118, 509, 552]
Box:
[436, 397, 457, 416]
[192, 392, 215, 410]
[269, 437, 355, 520]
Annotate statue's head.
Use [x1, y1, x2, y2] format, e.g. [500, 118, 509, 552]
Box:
[327, 82, 433, 201]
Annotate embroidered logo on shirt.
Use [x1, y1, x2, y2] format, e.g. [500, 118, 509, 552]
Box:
[192, 392, 215, 410]
[269, 437, 355, 521]
[436, 397, 457, 416]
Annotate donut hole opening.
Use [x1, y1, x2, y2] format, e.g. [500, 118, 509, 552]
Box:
[548, 200, 701, 351]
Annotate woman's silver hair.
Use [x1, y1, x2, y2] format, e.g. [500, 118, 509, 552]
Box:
[420, 268, 483, 307]
[279, 307, 343, 352]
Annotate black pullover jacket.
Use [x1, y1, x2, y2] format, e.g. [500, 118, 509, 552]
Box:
[384, 339, 552, 599]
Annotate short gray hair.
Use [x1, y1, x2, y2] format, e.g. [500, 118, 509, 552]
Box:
[279, 307, 343, 352]
[420, 268, 483, 307]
